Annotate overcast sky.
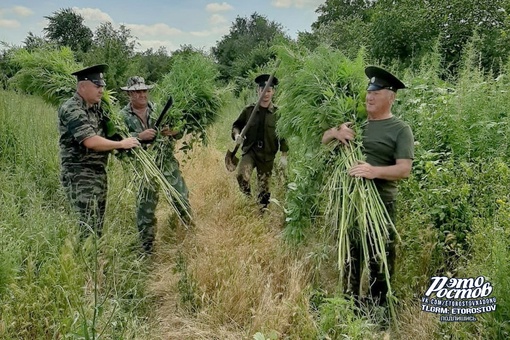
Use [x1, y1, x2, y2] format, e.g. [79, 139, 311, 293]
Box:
[0, 0, 325, 53]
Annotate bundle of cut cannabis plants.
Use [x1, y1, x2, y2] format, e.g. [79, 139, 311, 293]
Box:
[8, 46, 190, 222]
[8, 46, 79, 106]
[323, 130, 398, 318]
[152, 51, 225, 153]
[275, 44, 398, 317]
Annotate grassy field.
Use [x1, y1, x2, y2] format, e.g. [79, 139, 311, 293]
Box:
[1, 50, 510, 340]
[0, 91, 156, 338]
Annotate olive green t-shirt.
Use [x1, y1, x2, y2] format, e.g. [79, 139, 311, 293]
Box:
[362, 116, 414, 202]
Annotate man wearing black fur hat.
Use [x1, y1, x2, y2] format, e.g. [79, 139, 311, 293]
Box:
[322, 66, 414, 311]
[232, 74, 289, 210]
[58, 64, 140, 238]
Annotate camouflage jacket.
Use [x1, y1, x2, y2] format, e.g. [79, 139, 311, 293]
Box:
[119, 102, 158, 136]
[232, 103, 289, 162]
[120, 102, 183, 150]
[58, 93, 109, 171]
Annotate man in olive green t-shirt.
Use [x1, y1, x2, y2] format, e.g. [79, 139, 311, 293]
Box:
[322, 66, 414, 310]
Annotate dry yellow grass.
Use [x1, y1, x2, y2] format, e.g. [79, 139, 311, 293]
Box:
[134, 140, 450, 339]
[143, 101, 441, 339]
[148, 145, 315, 339]
[394, 302, 439, 340]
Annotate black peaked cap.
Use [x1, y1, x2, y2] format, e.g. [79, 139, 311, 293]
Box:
[254, 73, 279, 87]
[365, 66, 405, 92]
[72, 64, 108, 86]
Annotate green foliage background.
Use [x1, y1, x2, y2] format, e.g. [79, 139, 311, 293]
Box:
[2, 2, 510, 338]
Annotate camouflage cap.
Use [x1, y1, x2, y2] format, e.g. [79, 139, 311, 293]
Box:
[120, 76, 155, 91]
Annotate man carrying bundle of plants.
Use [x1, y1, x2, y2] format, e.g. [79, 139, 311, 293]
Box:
[232, 74, 289, 211]
[58, 64, 140, 238]
[321, 66, 414, 311]
[120, 76, 190, 253]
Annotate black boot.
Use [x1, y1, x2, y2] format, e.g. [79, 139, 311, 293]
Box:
[258, 192, 271, 212]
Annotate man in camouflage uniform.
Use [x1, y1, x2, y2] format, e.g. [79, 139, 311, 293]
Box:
[58, 64, 140, 237]
[232, 74, 288, 209]
[120, 76, 190, 253]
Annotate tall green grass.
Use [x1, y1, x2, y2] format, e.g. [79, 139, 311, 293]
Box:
[390, 46, 510, 339]
[0, 90, 156, 339]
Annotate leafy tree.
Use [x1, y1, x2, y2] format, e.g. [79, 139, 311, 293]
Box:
[371, 0, 510, 73]
[131, 46, 172, 85]
[167, 44, 210, 72]
[230, 43, 276, 87]
[306, 0, 510, 74]
[313, 0, 373, 29]
[299, 15, 372, 58]
[0, 44, 21, 89]
[296, 31, 319, 51]
[128, 44, 207, 93]
[370, 0, 438, 65]
[302, 0, 374, 56]
[23, 32, 48, 51]
[434, 0, 510, 73]
[43, 8, 93, 55]
[212, 12, 290, 83]
[82, 22, 137, 96]
[170, 44, 206, 61]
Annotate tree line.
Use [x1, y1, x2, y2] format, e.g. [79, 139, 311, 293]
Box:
[2, 1, 510, 95]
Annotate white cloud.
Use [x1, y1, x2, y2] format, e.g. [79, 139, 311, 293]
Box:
[210, 14, 227, 25]
[11, 6, 33, 17]
[71, 7, 115, 33]
[206, 2, 234, 12]
[271, 0, 324, 9]
[0, 19, 20, 28]
[190, 25, 229, 38]
[125, 23, 183, 37]
[72, 7, 114, 23]
[272, 0, 291, 7]
[137, 39, 178, 52]
[0, 6, 33, 18]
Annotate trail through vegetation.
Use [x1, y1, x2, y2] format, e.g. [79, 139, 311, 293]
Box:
[146, 101, 315, 339]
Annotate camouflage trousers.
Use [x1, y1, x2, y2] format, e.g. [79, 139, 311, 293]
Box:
[137, 157, 189, 252]
[60, 166, 107, 238]
[236, 151, 274, 207]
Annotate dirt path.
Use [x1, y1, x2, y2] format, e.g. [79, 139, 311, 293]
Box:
[146, 146, 313, 339]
